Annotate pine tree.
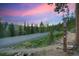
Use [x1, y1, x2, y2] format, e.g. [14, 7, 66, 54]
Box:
[8, 23, 15, 36]
[4, 22, 8, 29]
[0, 17, 4, 38]
[34, 24, 39, 33]
[0, 22, 4, 38]
[39, 22, 44, 33]
[30, 24, 34, 34]
[46, 24, 50, 32]
[48, 3, 69, 52]
[24, 22, 27, 35]
[19, 25, 23, 35]
[27, 24, 31, 34]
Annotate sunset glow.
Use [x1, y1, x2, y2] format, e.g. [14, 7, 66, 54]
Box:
[0, 3, 75, 25]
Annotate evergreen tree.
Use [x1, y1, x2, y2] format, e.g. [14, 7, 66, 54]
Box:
[0, 22, 4, 38]
[3, 22, 8, 37]
[24, 22, 27, 35]
[19, 25, 23, 35]
[26, 24, 31, 34]
[4, 22, 8, 29]
[39, 22, 45, 33]
[56, 23, 63, 31]
[34, 24, 39, 33]
[8, 23, 15, 36]
[67, 15, 75, 31]
[0, 17, 4, 38]
[46, 24, 50, 32]
[48, 3, 69, 52]
[30, 24, 34, 34]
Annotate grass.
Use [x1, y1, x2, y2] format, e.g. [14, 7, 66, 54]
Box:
[10, 31, 63, 49]
[11, 36, 48, 49]
[0, 31, 64, 56]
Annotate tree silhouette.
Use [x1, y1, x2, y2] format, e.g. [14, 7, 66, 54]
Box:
[4, 22, 8, 29]
[39, 22, 45, 33]
[30, 24, 34, 34]
[0, 18, 4, 38]
[46, 24, 50, 32]
[19, 25, 23, 35]
[8, 23, 15, 36]
[34, 24, 39, 33]
[27, 24, 31, 34]
[24, 22, 27, 35]
[48, 3, 69, 52]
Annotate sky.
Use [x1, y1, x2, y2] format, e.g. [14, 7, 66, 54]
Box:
[0, 3, 75, 25]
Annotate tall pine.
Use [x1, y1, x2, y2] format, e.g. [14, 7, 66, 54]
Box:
[0, 17, 4, 38]
[19, 25, 23, 35]
[8, 23, 15, 36]
[39, 22, 44, 33]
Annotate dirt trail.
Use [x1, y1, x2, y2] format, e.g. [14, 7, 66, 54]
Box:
[0, 32, 76, 56]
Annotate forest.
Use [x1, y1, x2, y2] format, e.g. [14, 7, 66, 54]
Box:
[0, 14, 75, 38]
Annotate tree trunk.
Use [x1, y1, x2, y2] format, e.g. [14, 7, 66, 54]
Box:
[76, 3, 79, 47]
[63, 16, 67, 52]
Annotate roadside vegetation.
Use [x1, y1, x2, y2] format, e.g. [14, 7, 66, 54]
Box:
[9, 31, 63, 49]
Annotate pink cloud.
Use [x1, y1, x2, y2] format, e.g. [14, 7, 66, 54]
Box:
[0, 4, 55, 16]
[0, 3, 75, 16]
[22, 4, 55, 16]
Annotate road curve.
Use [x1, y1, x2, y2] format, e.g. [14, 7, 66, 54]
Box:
[0, 32, 48, 48]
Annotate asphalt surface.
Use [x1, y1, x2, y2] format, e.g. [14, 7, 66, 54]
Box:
[0, 32, 48, 48]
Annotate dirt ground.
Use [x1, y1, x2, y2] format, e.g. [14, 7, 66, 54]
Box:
[0, 32, 77, 56]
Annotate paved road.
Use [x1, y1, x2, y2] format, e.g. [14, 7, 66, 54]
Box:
[0, 32, 48, 48]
